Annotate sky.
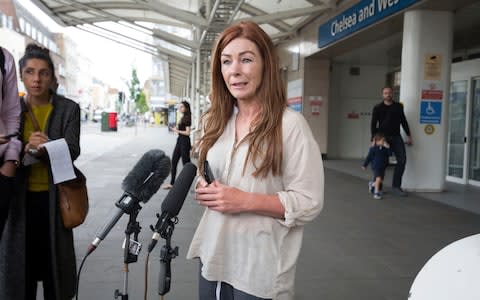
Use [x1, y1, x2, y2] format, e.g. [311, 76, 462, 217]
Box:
[16, 0, 153, 89]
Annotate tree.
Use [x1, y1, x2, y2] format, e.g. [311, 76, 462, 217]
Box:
[127, 67, 141, 103]
[126, 67, 148, 113]
[136, 91, 149, 114]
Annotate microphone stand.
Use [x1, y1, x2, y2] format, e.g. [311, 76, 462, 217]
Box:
[114, 202, 142, 300]
[156, 215, 179, 296]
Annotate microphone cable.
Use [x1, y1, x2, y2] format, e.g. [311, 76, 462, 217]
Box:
[144, 251, 150, 300]
[143, 252, 167, 300]
[75, 249, 92, 300]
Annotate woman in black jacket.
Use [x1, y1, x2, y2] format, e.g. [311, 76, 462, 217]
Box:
[0, 43, 80, 300]
[164, 101, 192, 189]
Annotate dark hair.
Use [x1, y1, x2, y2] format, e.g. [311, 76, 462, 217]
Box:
[19, 43, 55, 79]
[180, 101, 192, 124]
[373, 132, 385, 141]
[382, 86, 393, 92]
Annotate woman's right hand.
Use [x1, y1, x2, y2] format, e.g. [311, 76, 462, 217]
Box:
[25, 131, 49, 157]
[195, 180, 251, 214]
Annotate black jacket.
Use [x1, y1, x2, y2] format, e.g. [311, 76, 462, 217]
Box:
[371, 101, 411, 139]
[0, 93, 80, 300]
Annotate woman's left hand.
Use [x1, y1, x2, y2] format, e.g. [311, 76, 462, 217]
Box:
[195, 181, 248, 214]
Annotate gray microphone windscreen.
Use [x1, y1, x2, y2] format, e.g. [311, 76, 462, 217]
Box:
[121, 149, 171, 202]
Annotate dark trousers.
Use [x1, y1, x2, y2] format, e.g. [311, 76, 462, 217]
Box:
[388, 135, 407, 188]
[25, 191, 56, 300]
[170, 139, 191, 185]
[199, 262, 271, 300]
[0, 173, 14, 240]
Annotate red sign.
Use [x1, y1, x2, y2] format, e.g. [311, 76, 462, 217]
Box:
[347, 112, 359, 119]
[287, 96, 302, 105]
[421, 90, 443, 100]
[310, 100, 322, 116]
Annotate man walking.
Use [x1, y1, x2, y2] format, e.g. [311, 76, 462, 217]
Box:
[370, 86, 412, 196]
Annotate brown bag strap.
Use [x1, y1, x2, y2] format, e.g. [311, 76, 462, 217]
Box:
[24, 97, 42, 132]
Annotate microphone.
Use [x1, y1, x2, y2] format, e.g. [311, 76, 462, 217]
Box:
[87, 149, 171, 254]
[121, 150, 171, 203]
[148, 162, 197, 253]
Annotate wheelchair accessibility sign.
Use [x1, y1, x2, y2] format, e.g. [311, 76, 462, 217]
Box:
[420, 101, 442, 124]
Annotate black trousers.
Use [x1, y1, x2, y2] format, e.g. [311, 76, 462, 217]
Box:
[387, 135, 407, 188]
[198, 262, 271, 300]
[25, 191, 56, 300]
[0, 173, 14, 241]
[170, 138, 191, 185]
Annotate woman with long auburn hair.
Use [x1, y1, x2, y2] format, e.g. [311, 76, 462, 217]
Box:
[187, 22, 325, 299]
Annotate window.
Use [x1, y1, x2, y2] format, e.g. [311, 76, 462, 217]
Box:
[25, 22, 31, 36]
[19, 17, 25, 32]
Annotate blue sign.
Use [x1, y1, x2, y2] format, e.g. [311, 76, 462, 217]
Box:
[289, 103, 302, 113]
[420, 101, 442, 124]
[318, 0, 421, 48]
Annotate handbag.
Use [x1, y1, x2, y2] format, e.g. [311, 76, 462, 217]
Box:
[57, 166, 89, 228]
[25, 98, 89, 228]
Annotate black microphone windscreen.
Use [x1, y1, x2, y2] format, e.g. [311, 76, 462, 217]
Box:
[121, 149, 171, 203]
[161, 162, 197, 216]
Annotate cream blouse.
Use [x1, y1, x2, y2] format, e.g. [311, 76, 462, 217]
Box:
[187, 108, 324, 299]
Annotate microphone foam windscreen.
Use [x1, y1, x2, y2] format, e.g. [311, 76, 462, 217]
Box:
[121, 149, 171, 203]
[161, 162, 197, 216]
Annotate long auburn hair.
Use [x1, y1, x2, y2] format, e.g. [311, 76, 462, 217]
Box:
[198, 21, 287, 178]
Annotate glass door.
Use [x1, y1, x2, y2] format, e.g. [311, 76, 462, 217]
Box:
[469, 78, 480, 185]
[447, 81, 468, 182]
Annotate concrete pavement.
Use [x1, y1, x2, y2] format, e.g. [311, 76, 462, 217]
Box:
[35, 121, 480, 300]
[74, 121, 201, 300]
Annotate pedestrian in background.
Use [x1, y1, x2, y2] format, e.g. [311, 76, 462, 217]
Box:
[0, 43, 80, 300]
[187, 21, 324, 300]
[362, 132, 390, 199]
[370, 86, 412, 196]
[0, 46, 21, 241]
[163, 101, 192, 189]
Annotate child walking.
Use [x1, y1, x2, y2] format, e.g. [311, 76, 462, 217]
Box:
[362, 133, 390, 199]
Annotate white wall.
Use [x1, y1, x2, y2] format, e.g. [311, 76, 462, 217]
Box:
[400, 10, 453, 191]
[328, 64, 389, 159]
[451, 58, 480, 80]
[303, 58, 330, 154]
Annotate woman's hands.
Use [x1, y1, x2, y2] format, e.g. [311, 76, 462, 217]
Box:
[170, 126, 191, 136]
[195, 177, 285, 218]
[24, 131, 49, 157]
[195, 180, 250, 214]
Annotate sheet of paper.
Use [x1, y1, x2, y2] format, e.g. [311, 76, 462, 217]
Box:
[41, 138, 76, 184]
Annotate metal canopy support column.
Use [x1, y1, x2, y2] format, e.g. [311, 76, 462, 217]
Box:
[191, 58, 197, 126]
[195, 48, 201, 125]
